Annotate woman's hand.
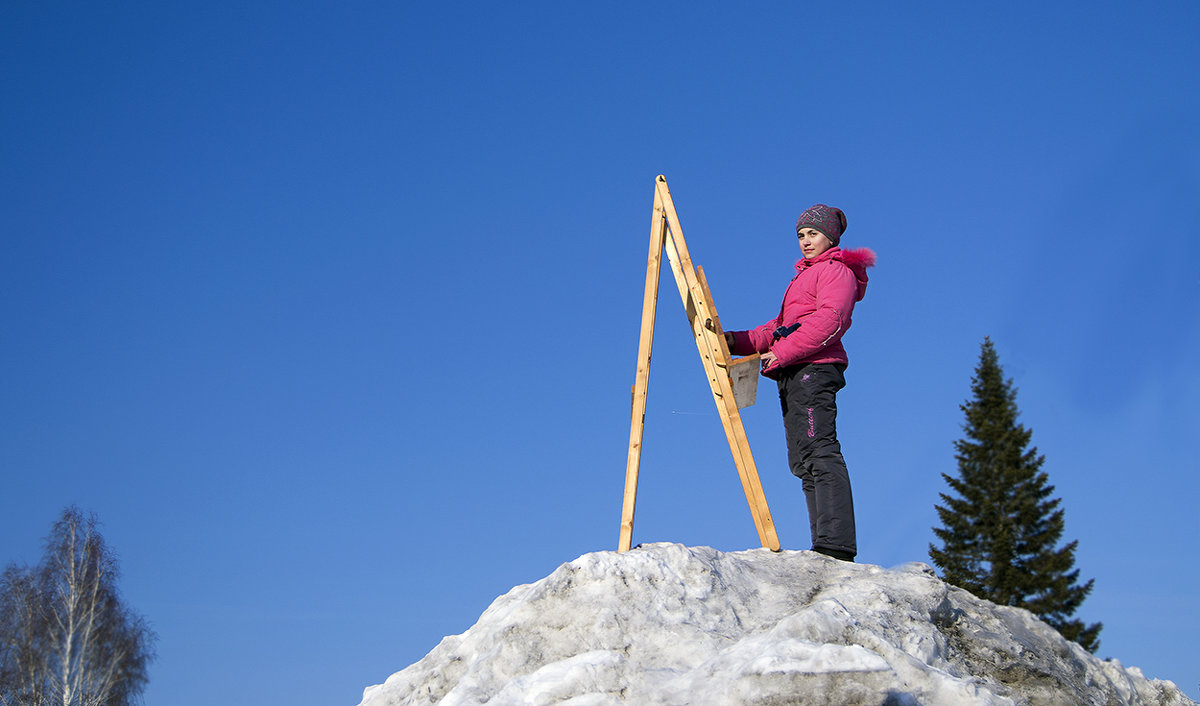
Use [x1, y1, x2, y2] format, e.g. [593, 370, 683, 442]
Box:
[760, 351, 778, 369]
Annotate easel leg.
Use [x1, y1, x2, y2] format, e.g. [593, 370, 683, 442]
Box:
[657, 179, 780, 551]
[619, 189, 667, 553]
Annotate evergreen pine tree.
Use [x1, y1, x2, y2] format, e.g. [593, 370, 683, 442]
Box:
[930, 338, 1102, 653]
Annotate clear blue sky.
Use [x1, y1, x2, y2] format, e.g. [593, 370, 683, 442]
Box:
[2, 3, 1197, 704]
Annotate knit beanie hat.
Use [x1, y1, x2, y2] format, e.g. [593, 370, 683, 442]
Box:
[796, 204, 847, 246]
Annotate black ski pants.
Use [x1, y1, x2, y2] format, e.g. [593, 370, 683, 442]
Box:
[777, 362, 857, 557]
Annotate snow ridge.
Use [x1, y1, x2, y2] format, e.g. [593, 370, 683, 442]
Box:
[358, 543, 1193, 706]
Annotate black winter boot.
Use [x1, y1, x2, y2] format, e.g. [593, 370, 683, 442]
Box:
[813, 546, 855, 562]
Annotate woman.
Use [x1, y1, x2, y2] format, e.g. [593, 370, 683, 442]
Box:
[724, 204, 875, 561]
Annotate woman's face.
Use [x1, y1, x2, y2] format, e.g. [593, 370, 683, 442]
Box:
[798, 227, 834, 259]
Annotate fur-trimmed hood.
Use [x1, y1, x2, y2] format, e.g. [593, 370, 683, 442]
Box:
[796, 246, 876, 303]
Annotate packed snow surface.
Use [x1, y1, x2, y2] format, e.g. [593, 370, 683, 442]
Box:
[358, 543, 1192, 706]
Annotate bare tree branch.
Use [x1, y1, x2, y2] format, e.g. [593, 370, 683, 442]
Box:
[1, 507, 155, 706]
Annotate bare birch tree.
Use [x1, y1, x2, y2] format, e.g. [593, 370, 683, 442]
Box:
[0, 507, 154, 706]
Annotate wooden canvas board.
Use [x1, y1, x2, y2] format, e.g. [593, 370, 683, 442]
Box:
[729, 357, 761, 409]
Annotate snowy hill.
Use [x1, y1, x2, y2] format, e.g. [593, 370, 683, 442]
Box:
[357, 543, 1192, 706]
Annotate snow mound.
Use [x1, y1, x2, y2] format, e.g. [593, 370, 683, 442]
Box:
[358, 543, 1193, 706]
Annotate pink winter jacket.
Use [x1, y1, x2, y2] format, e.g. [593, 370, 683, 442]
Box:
[728, 247, 876, 379]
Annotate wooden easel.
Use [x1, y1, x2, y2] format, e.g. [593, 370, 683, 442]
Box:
[619, 175, 780, 553]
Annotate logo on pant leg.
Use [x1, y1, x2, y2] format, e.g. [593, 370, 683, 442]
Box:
[806, 407, 815, 437]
